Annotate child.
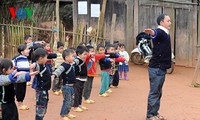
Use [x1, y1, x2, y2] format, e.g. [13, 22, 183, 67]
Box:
[52, 41, 64, 95]
[12, 44, 32, 110]
[73, 45, 88, 112]
[44, 42, 53, 74]
[0, 58, 37, 120]
[83, 45, 107, 104]
[98, 44, 125, 97]
[52, 49, 76, 120]
[118, 44, 130, 80]
[33, 48, 51, 120]
[112, 44, 120, 87]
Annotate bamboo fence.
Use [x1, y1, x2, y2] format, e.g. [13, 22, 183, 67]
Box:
[0, 23, 109, 59]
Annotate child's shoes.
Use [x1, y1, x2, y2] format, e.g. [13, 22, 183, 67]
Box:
[26, 82, 32, 86]
[60, 116, 70, 120]
[73, 107, 83, 112]
[67, 114, 76, 119]
[84, 99, 92, 104]
[99, 93, 109, 97]
[106, 89, 112, 93]
[53, 91, 60, 96]
[124, 74, 128, 80]
[79, 106, 88, 111]
[59, 90, 62, 94]
[19, 105, 29, 110]
[89, 99, 95, 103]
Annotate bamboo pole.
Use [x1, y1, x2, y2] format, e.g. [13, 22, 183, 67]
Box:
[11, 21, 15, 58]
[2, 19, 5, 58]
[56, 0, 60, 41]
[51, 11, 54, 47]
[96, 0, 107, 44]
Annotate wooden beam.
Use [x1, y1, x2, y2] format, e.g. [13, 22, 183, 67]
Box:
[133, 0, 139, 48]
[110, 14, 116, 44]
[191, 54, 200, 85]
[126, 0, 134, 54]
[191, 0, 198, 66]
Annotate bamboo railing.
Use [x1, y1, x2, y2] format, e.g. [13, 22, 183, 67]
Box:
[0, 23, 109, 59]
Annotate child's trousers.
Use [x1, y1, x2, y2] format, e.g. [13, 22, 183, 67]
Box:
[112, 70, 119, 86]
[60, 85, 74, 117]
[73, 80, 84, 107]
[83, 76, 94, 100]
[2, 102, 18, 120]
[35, 90, 49, 120]
[15, 82, 27, 102]
[99, 72, 110, 94]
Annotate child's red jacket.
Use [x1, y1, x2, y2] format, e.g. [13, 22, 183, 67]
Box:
[85, 54, 106, 77]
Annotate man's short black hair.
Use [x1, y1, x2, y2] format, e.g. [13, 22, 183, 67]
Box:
[18, 44, 27, 55]
[76, 45, 88, 55]
[86, 45, 94, 51]
[157, 14, 167, 25]
[97, 44, 105, 50]
[62, 49, 74, 59]
[57, 41, 64, 49]
[24, 35, 31, 41]
[34, 48, 48, 61]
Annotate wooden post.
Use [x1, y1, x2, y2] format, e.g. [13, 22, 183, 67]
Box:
[73, 0, 78, 47]
[191, 54, 200, 86]
[110, 14, 116, 44]
[133, 0, 139, 49]
[56, 0, 60, 41]
[191, 0, 198, 66]
[126, 0, 134, 54]
[96, 0, 107, 44]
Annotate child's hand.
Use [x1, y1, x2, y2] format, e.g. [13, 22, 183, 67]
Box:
[110, 59, 114, 63]
[30, 71, 39, 76]
[30, 63, 36, 71]
[105, 54, 110, 57]
[13, 71, 27, 78]
[51, 75, 55, 81]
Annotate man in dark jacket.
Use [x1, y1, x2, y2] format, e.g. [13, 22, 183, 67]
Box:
[144, 14, 172, 120]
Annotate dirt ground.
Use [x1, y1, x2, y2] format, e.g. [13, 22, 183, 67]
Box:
[19, 63, 200, 120]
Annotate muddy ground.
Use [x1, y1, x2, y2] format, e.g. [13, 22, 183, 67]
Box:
[19, 63, 200, 120]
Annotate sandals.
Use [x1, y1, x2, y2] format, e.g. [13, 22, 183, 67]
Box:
[157, 115, 167, 120]
[66, 114, 76, 119]
[19, 105, 29, 110]
[73, 107, 83, 112]
[146, 115, 167, 120]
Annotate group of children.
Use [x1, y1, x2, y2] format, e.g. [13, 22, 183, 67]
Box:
[0, 35, 130, 120]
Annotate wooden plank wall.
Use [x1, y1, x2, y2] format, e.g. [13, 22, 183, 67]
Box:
[175, 9, 192, 66]
[104, 0, 126, 44]
[74, 0, 198, 67]
[138, 0, 197, 67]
